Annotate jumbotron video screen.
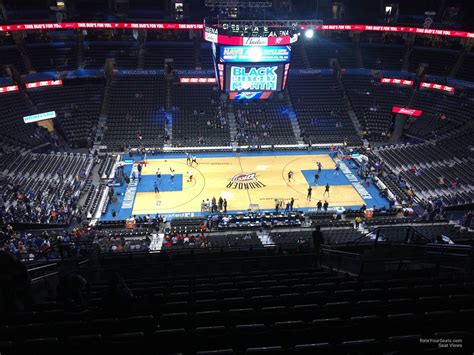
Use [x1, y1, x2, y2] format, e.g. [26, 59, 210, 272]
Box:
[213, 44, 291, 99]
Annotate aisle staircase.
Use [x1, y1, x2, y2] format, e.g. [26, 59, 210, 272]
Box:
[15, 38, 33, 73]
[283, 91, 304, 144]
[227, 102, 238, 148]
[77, 32, 85, 69]
[450, 45, 471, 77]
[353, 34, 364, 68]
[402, 34, 415, 72]
[336, 70, 363, 137]
[137, 42, 146, 69]
[300, 44, 311, 69]
[164, 80, 173, 147]
[92, 77, 112, 152]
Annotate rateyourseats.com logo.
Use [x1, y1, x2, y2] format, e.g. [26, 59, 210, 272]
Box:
[420, 338, 463, 349]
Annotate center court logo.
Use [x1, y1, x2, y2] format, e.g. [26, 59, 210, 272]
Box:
[226, 172, 266, 189]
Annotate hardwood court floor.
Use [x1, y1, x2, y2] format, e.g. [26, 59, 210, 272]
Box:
[132, 153, 365, 216]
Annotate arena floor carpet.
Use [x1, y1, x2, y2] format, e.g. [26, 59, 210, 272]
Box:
[101, 151, 390, 220]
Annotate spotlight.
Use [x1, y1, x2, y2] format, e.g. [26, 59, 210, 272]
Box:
[305, 28, 314, 39]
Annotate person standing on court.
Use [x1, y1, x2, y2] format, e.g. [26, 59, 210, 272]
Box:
[323, 200, 329, 212]
[169, 168, 175, 184]
[154, 181, 159, 194]
[211, 196, 217, 213]
[334, 161, 340, 176]
[314, 172, 320, 185]
[218, 197, 223, 212]
[290, 197, 295, 211]
[186, 152, 191, 166]
[288, 170, 294, 182]
[317, 200, 322, 211]
[324, 183, 330, 197]
[223, 199, 227, 213]
[318, 162, 322, 174]
[307, 186, 312, 201]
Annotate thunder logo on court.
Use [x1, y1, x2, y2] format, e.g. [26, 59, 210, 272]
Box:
[226, 172, 266, 189]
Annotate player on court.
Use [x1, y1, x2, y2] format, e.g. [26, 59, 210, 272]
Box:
[186, 152, 191, 166]
[307, 185, 312, 201]
[187, 170, 193, 183]
[324, 183, 330, 197]
[288, 170, 294, 182]
[154, 181, 159, 194]
[314, 172, 320, 185]
[334, 161, 340, 176]
[156, 168, 162, 183]
[317, 162, 322, 174]
[169, 168, 175, 184]
[191, 155, 198, 166]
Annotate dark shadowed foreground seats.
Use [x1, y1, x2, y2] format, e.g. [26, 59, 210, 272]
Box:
[1, 265, 473, 354]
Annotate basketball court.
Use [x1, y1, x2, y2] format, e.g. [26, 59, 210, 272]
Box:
[102, 151, 389, 220]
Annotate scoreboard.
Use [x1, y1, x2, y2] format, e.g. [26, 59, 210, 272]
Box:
[220, 46, 291, 63]
[213, 44, 291, 99]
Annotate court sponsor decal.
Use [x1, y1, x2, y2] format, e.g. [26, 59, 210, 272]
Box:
[338, 160, 373, 200]
[122, 165, 139, 209]
[226, 172, 266, 190]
